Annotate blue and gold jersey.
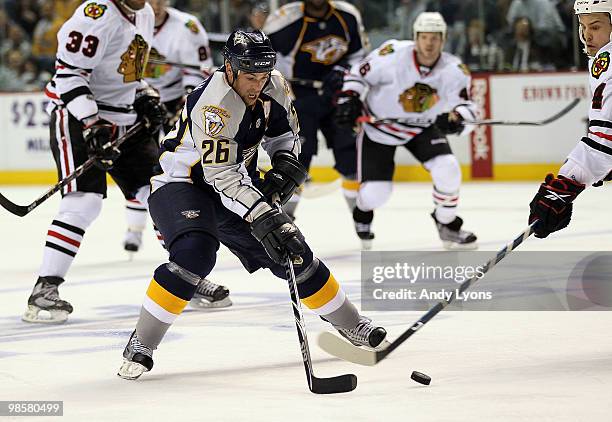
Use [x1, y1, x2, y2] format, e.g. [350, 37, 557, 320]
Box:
[263, 1, 368, 85]
[151, 69, 300, 222]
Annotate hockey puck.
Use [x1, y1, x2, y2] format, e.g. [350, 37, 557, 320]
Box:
[410, 371, 431, 385]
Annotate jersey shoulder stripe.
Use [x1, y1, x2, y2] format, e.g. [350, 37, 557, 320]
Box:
[330, 1, 363, 21]
[263, 2, 303, 34]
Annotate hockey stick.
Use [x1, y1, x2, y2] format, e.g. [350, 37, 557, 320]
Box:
[356, 98, 580, 127]
[317, 222, 536, 366]
[284, 256, 358, 393]
[0, 122, 145, 217]
[300, 178, 343, 199]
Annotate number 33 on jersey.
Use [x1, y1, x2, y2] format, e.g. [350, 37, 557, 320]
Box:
[44, 0, 154, 126]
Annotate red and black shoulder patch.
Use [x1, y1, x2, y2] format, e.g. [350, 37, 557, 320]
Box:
[83, 2, 107, 20]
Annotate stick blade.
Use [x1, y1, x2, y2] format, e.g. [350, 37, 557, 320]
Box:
[317, 332, 380, 366]
[311, 373, 357, 394]
[300, 178, 342, 198]
[0, 192, 28, 217]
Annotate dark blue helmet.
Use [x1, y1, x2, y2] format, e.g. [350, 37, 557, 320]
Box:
[222, 29, 276, 77]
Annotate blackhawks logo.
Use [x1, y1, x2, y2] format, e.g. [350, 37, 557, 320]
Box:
[398, 83, 440, 113]
[84, 2, 107, 19]
[202, 105, 230, 138]
[592, 51, 610, 79]
[118, 34, 149, 83]
[185, 20, 200, 34]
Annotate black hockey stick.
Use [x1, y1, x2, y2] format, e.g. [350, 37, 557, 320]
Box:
[357, 98, 581, 127]
[318, 222, 536, 366]
[284, 256, 357, 393]
[0, 122, 145, 217]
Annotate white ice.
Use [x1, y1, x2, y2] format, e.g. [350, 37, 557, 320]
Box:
[1, 183, 611, 421]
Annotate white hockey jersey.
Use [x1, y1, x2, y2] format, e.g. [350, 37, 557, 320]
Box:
[343, 40, 478, 146]
[144, 7, 213, 103]
[561, 42, 612, 185]
[151, 70, 300, 223]
[45, 0, 154, 126]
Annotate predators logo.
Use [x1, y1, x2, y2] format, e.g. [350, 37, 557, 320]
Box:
[202, 105, 230, 138]
[185, 20, 199, 34]
[398, 83, 440, 113]
[379, 44, 394, 56]
[83, 2, 106, 20]
[118, 34, 149, 83]
[144, 48, 170, 78]
[301, 35, 348, 65]
[592, 51, 610, 79]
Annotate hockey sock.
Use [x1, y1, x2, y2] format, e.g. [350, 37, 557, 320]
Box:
[39, 192, 102, 278]
[125, 199, 147, 234]
[432, 186, 459, 224]
[341, 178, 359, 212]
[296, 259, 360, 329]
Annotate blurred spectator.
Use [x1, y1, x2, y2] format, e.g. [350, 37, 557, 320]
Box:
[460, 18, 504, 71]
[0, 50, 42, 91]
[506, 0, 566, 57]
[395, 0, 430, 40]
[32, 0, 58, 74]
[5, 0, 39, 34]
[0, 9, 11, 42]
[248, 2, 268, 31]
[53, 0, 82, 22]
[503, 17, 548, 72]
[1, 22, 31, 59]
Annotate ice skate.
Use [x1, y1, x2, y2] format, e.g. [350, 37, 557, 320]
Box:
[22, 277, 73, 324]
[117, 330, 154, 380]
[431, 212, 478, 250]
[189, 279, 232, 309]
[355, 222, 374, 250]
[123, 229, 143, 254]
[336, 316, 387, 349]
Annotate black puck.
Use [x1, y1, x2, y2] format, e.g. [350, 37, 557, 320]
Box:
[411, 371, 431, 385]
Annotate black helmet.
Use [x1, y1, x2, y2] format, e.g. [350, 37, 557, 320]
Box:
[222, 29, 276, 78]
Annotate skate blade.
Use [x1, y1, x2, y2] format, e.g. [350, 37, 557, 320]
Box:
[189, 297, 232, 310]
[117, 359, 149, 380]
[22, 306, 69, 324]
[442, 240, 478, 251]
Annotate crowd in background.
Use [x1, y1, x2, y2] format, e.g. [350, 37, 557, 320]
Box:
[0, 0, 586, 92]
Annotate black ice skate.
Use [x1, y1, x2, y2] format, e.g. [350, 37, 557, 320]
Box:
[22, 276, 73, 324]
[353, 208, 375, 250]
[123, 229, 143, 254]
[355, 222, 375, 250]
[336, 316, 387, 349]
[189, 278, 232, 309]
[117, 330, 154, 380]
[431, 212, 478, 250]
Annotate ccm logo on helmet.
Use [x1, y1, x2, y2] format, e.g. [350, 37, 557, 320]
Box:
[255, 60, 271, 66]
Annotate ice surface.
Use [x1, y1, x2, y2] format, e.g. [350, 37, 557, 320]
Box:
[1, 183, 611, 421]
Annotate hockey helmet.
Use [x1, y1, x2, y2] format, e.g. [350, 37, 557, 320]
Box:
[574, 0, 612, 54]
[223, 29, 276, 78]
[412, 12, 447, 40]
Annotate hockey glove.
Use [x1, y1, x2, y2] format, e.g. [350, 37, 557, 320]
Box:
[528, 174, 585, 238]
[322, 65, 347, 98]
[83, 119, 120, 170]
[134, 85, 167, 134]
[251, 209, 306, 265]
[435, 112, 465, 135]
[260, 151, 309, 205]
[334, 90, 362, 130]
